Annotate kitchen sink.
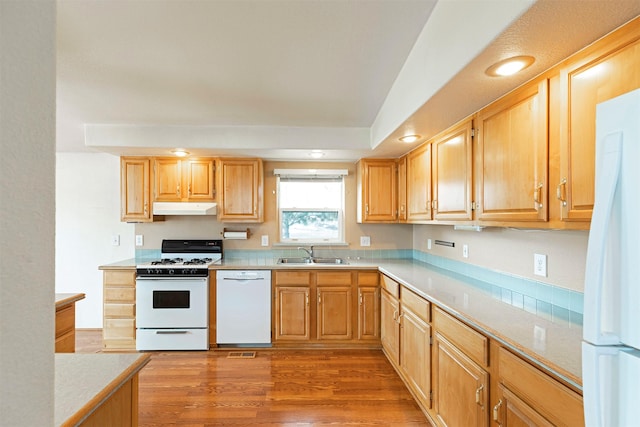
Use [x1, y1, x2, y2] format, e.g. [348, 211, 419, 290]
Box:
[277, 257, 348, 265]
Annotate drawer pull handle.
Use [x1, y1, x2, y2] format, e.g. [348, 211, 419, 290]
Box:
[493, 399, 503, 423]
[156, 330, 188, 335]
[475, 384, 484, 405]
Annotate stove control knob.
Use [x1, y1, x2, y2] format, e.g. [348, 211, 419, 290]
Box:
[155, 269, 162, 275]
[168, 269, 174, 275]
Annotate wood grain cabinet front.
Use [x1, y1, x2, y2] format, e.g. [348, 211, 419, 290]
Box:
[357, 159, 398, 223]
[557, 21, 640, 223]
[154, 157, 216, 202]
[102, 270, 136, 350]
[217, 158, 264, 222]
[406, 143, 432, 222]
[273, 270, 379, 346]
[120, 157, 152, 222]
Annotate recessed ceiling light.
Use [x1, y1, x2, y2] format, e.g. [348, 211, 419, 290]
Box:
[485, 55, 535, 77]
[310, 150, 325, 159]
[171, 149, 189, 157]
[399, 134, 421, 143]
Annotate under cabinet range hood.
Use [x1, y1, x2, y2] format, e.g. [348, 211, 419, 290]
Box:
[152, 202, 217, 216]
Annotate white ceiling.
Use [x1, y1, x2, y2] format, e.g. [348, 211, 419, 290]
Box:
[56, 1, 639, 161]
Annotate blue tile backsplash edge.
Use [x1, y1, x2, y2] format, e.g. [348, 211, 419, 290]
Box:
[135, 247, 583, 323]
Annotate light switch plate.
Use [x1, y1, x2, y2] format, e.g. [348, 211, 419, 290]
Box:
[427, 239, 432, 250]
[135, 235, 144, 246]
[111, 234, 120, 246]
[261, 235, 269, 246]
[360, 236, 371, 247]
[462, 244, 469, 258]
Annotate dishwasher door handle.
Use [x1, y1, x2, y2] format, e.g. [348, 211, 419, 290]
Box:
[221, 277, 265, 281]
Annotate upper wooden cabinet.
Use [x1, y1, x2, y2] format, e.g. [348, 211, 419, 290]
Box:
[218, 158, 264, 222]
[120, 157, 152, 222]
[557, 21, 640, 222]
[406, 143, 432, 222]
[431, 118, 474, 221]
[357, 159, 397, 223]
[397, 156, 408, 223]
[154, 157, 216, 202]
[476, 79, 549, 223]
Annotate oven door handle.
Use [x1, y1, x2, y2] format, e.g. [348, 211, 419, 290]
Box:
[155, 330, 190, 334]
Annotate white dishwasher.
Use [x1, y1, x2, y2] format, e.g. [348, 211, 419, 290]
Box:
[216, 270, 271, 345]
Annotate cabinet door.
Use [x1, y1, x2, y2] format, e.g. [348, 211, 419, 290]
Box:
[558, 27, 640, 222]
[432, 119, 473, 221]
[185, 158, 215, 200]
[154, 158, 182, 201]
[317, 286, 352, 340]
[407, 143, 432, 222]
[358, 287, 379, 340]
[274, 286, 310, 341]
[397, 156, 408, 222]
[476, 79, 548, 223]
[120, 157, 151, 222]
[358, 159, 397, 222]
[400, 308, 431, 409]
[494, 385, 554, 427]
[380, 289, 400, 366]
[433, 332, 489, 427]
[219, 158, 264, 222]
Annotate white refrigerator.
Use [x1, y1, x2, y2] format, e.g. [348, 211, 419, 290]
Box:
[582, 88, 640, 426]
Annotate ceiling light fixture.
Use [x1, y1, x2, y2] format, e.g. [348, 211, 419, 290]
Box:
[485, 55, 535, 77]
[310, 150, 325, 159]
[171, 149, 189, 157]
[399, 134, 421, 143]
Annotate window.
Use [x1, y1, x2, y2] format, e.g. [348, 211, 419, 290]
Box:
[275, 170, 347, 244]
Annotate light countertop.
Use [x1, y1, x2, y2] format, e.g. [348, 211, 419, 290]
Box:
[55, 293, 86, 309]
[55, 353, 151, 426]
[98, 257, 582, 388]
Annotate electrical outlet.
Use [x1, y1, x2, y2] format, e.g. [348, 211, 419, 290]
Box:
[462, 244, 469, 258]
[135, 235, 144, 246]
[534, 253, 547, 277]
[360, 236, 371, 247]
[111, 234, 120, 246]
[261, 235, 269, 246]
[427, 239, 432, 250]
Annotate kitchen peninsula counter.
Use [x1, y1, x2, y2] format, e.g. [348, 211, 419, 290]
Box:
[55, 353, 151, 426]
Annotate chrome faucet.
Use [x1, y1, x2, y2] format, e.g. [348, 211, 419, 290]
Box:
[298, 246, 314, 258]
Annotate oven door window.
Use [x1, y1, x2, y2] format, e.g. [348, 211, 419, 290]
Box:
[153, 290, 190, 309]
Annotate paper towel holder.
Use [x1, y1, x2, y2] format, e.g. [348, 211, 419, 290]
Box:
[222, 228, 250, 240]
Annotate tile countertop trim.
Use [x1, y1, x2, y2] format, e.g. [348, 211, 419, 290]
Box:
[55, 353, 151, 427]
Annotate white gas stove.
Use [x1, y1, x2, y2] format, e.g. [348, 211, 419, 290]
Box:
[135, 239, 222, 351]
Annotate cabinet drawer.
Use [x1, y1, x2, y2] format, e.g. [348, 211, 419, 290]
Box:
[433, 306, 488, 366]
[380, 275, 399, 298]
[104, 303, 135, 318]
[55, 305, 75, 337]
[357, 271, 379, 286]
[103, 318, 136, 340]
[499, 347, 584, 426]
[316, 271, 352, 285]
[274, 270, 312, 285]
[104, 287, 135, 303]
[55, 330, 75, 353]
[103, 270, 135, 286]
[400, 287, 430, 323]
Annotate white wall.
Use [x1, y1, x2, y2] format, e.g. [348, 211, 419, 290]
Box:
[0, 2, 56, 424]
[56, 153, 134, 328]
[414, 225, 589, 292]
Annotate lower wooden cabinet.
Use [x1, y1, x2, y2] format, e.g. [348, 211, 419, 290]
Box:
[55, 304, 76, 353]
[380, 286, 400, 366]
[102, 269, 136, 350]
[273, 269, 379, 346]
[400, 304, 431, 409]
[496, 347, 584, 426]
[432, 332, 489, 427]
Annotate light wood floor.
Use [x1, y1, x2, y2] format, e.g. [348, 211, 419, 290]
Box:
[76, 330, 431, 426]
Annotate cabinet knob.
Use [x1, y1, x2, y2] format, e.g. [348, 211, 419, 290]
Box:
[177, 183, 181, 197]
